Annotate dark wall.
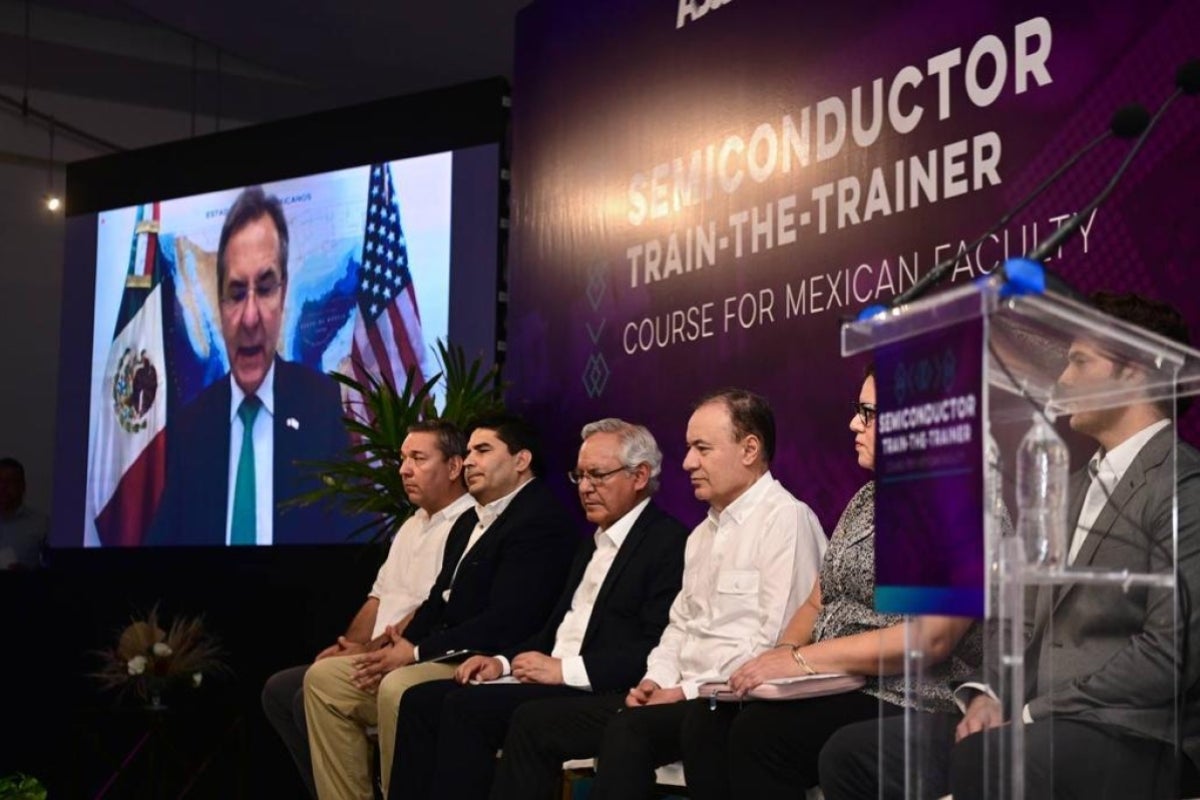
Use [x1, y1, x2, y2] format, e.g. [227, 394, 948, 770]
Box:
[66, 77, 511, 216]
[1, 545, 384, 797]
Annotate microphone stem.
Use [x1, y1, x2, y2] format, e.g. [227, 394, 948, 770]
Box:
[1026, 88, 1183, 263]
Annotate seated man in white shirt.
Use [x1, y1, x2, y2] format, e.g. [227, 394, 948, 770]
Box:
[262, 420, 472, 798]
[491, 389, 828, 800]
[303, 413, 576, 800]
[385, 418, 690, 800]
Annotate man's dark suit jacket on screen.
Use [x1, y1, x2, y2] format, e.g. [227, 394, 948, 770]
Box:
[149, 358, 349, 546]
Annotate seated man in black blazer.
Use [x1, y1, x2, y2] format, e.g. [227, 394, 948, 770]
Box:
[303, 414, 577, 800]
[386, 417, 689, 800]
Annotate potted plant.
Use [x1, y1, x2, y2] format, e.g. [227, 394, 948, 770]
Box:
[92, 605, 229, 709]
[0, 773, 46, 800]
[290, 340, 505, 542]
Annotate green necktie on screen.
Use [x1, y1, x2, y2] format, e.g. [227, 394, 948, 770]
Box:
[230, 396, 263, 545]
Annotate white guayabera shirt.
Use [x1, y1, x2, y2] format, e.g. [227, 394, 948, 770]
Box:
[642, 472, 827, 699]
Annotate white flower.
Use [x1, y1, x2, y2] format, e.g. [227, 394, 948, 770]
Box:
[152, 642, 173, 657]
[127, 655, 147, 675]
[192, 672, 203, 688]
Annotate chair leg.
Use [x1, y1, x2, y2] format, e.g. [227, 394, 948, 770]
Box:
[562, 767, 594, 800]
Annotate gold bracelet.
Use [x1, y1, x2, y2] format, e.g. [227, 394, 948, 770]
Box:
[791, 645, 817, 675]
[774, 641, 800, 649]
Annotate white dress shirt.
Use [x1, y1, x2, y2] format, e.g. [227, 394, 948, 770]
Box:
[642, 472, 826, 699]
[225, 363, 274, 545]
[496, 497, 652, 689]
[369, 492, 474, 639]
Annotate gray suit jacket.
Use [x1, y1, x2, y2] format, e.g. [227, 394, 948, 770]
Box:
[1024, 426, 1200, 765]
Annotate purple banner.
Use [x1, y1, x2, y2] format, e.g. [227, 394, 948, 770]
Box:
[874, 317, 985, 616]
[509, 0, 1200, 531]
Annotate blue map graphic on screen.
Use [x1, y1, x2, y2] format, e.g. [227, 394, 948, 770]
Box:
[157, 234, 363, 410]
[291, 254, 360, 371]
[160, 232, 227, 410]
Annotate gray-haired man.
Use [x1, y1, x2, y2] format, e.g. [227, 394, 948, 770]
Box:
[386, 418, 691, 800]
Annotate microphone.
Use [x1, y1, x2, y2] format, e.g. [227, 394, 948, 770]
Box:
[883, 103, 1150, 311]
[1109, 104, 1154, 137]
[1025, 59, 1199, 263]
[1177, 59, 1200, 96]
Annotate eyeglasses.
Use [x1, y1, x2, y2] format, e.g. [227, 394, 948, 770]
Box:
[221, 277, 283, 310]
[851, 401, 877, 427]
[567, 466, 631, 485]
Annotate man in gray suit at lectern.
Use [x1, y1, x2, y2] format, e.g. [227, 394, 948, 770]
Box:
[821, 292, 1200, 800]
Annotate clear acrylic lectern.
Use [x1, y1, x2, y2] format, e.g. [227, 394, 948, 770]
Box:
[842, 267, 1200, 799]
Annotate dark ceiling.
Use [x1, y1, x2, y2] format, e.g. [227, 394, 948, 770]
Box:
[2, 0, 529, 149]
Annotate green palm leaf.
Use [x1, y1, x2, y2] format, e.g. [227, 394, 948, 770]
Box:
[285, 339, 505, 543]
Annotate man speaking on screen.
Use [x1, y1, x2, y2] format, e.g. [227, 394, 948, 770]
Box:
[150, 186, 350, 546]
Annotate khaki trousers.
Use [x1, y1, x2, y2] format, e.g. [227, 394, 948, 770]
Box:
[303, 655, 456, 799]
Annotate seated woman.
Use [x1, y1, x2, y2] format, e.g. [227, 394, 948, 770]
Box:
[678, 365, 981, 800]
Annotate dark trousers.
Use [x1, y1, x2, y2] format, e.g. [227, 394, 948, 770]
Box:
[819, 710, 957, 800]
[261, 664, 317, 799]
[490, 692, 627, 800]
[952, 718, 1178, 800]
[590, 699, 709, 800]
[677, 690, 892, 800]
[389, 679, 593, 800]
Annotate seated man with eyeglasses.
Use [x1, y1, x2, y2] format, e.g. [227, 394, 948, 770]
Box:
[383, 418, 690, 800]
[484, 390, 827, 800]
[150, 186, 350, 545]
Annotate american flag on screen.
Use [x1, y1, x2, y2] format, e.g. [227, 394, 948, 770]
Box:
[350, 163, 430, 393]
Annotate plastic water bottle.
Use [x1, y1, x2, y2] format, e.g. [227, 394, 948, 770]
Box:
[984, 432, 1004, 537]
[983, 432, 1005, 576]
[1015, 413, 1069, 567]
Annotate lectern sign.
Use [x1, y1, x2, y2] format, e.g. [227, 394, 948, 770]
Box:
[874, 317, 985, 617]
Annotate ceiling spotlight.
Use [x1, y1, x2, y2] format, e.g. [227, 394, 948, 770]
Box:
[45, 194, 61, 212]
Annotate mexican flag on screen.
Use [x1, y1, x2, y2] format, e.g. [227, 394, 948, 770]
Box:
[88, 203, 169, 546]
